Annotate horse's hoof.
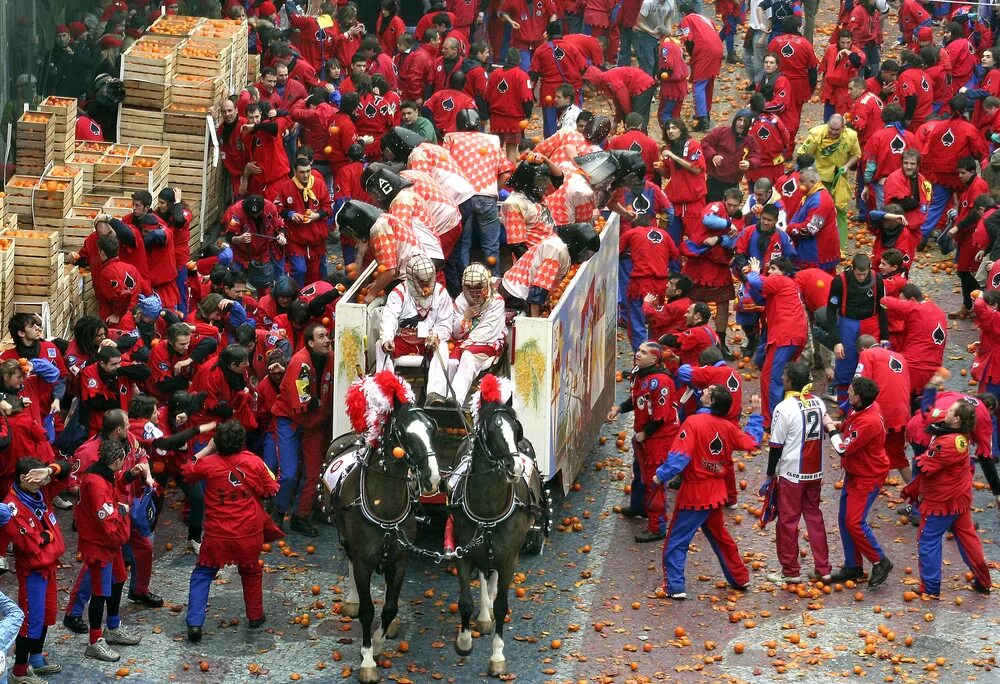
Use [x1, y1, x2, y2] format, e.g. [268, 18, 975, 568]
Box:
[476, 620, 495, 635]
[488, 659, 506, 677]
[358, 666, 380, 683]
[454, 640, 474, 657]
[342, 602, 359, 618]
[385, 617, 401, 639]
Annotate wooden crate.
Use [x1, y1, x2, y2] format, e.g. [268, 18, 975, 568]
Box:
[148, 14, 202, 37]
[93, 154, 131, 193]
[63, 206, 101, 250]
[0, 222, 14, 327]
[177, 38, 228, 77]
[120, 108, 165, 146]
[44, 166, 84, 203]
[74, 140, 112, 156]
[3, 176, 42, 221]
[6, 181, 76, 221]
[80, 193, 112, 209]
[65, 152, 103, 189]
[17, 111, 54, 149]
[122, 36, 178, 83]
[123, 156, 168, 195]
[11, 230, 62, 297]
[172, 75, 225, 110]
[38, 97, 77, 162]
[103, 196, 134, 219]
[124, 80, 172, 109]
[247, 54, 260, 84]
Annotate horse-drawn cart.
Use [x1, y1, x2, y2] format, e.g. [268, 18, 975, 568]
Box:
[328, 214, 619, 497]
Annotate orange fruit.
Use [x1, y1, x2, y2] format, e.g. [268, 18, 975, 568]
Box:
[550, 639, 561, 649]
[674, 627, 685, 638]
[199, 661, 209, 672]
[116, 668, 130, 677]
[311, 585, 321, 595]
[392, 446, 405, 459]
[518, 120, 529, 130]
[323, 146, 333, 154]
[733, 643, 745, 654]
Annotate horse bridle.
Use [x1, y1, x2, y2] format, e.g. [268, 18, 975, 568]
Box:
[472, 405, 522, 483]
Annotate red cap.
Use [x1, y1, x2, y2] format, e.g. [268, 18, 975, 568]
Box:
[257, 1, 277, 17]
[69, 21, 87, 38]
[99, 34, 123, 48]
[56, 25, 70, 34]
[917, 26, 933, 42]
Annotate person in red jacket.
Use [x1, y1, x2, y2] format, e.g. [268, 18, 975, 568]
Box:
[423, 71, 477, 136]
[270, 324, 333, 537]
[189, 345, 258, 443]
[607, 113, 662, 185]
[861, 105, 918, 217]
[271, 44, 322, 90]
[642, 273, 693, 342]
[582, 0, 619, 65]
[80, 346, 150, 437]
[485, 48, 534, 160]
[136, 213, 179, 311]
[218, 96, 248, 200]
[657, 32, 690, 128]
[653, 389, 764, 599]
[76, 439, 144, 662]
[376, 0, 407, 55]
[290, 88, 339, 190]
[700, 110, 755, 200]
[767, 17, 818, 131]
[683, 191, 743, 355]
[155, 188, 193, 314]
[820, 30, 866, 119]
[240, 103, 293, 197]
[902, 399, 992, 596]
[847, 0, 885, 77]
[360, 35, 398, 92]
[786, 166, 841, 273]
[883, 149, 931, 241]
[825, 376, 894, 587]
[94, 234, 140, 324]
[893, 51, 934, 131]
[678, 4, 724, 132]
[0, 458, 72, 679]
[584, 65, 657, 131]
[971, 289, 1000, 394]
[661, 119, 707, 245]
[855, 335, 911, 483]
[606, 342, 680, 542]
[331, 4, 365, 67]
[224, 194, 287, 295]
[746, 256, 808, 426]
[677, 348, 744, 432]
[882, 284, 947, 395]
[846, 77, 884, 150]
[498, 0, 558, 69]
[746, 95, 792, 186]
[950, 160, 991, 317]
[184, 419, 281, 642]
[921, 93, 989, 241]
[529, 22, 586, 137]
[273, 63, 309, 114]
[285, 1, 335, 71]
[658, 302, 720, 369]
[269, 157, 333, 287]
[399, 29, 440, 103]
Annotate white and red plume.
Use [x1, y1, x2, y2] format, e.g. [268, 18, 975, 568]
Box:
[471, 374, 513, 425]
[345, 370, 415, 446]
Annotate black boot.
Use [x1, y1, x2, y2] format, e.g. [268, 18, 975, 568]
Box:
[187, 626, 202, 642]
[63, 614, 88, 634]
[828, 566, 864, 583]
[868, 558, 893, 589]
[290, 515, 319, 537]
[248, 615, 267, 629]
[692, 117, 710, 132]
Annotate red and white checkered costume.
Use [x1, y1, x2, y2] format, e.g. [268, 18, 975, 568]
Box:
[545, 164, 596, 225]
[439, 291, 508, 405]
[388, 188, 437, 241]
[400, 170, 462, 237]
[407, 143, 476, 205]
[501, 191, 555, 247]
[533, 129, 600, 168]
[369, 213, 443, 274]
[443, 131, 515, 197]
[375, 281, 453, 379]
[501, 235, 570, 301]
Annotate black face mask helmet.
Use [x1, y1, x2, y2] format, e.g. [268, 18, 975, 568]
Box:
[363, 165, 413, 207]
[381, 125, 425, 162]
[583, 113, 612, 144]
[335, 200, 383, 241]
[556, 222, 601, 264]
[506, 161, 550, 202]
[455, 108, 481, 132]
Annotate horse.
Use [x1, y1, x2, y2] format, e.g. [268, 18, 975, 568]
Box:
[447, 375, 549, 677]
[320, 373, 441, 684]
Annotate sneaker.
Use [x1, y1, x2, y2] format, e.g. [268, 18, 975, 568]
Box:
[62, 614, 87, 634]
[634, 531, 665, 543]
[188, 538, 201, 555]
[104, 626, 142, 646]
[809, 573, 833, 583]
[667, 591, 687, 600]
[10, 671, 47, 684]
[828, 566, 864, 583]
[0, 556, 8, 575]
[84, 638, 120, 662]
[128, 591, 164, 608]
[868, 558, 893, 589]
[766, 573, 803, 584]
[726, 503, 738, 510]
[425, 392, 447, 407]
[290, 515, 319, 537]
[31, 662, 61, 675]
[51, 495, 73, 510]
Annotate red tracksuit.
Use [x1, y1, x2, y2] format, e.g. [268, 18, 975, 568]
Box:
[819, 44, 865, 112]
[662, 138, 707, 241]
[657, 38, 689, 120]
[752, 273, 807, 422]
[682, 202, 739, 289]
[424, 88, 477, 134]
[189, 365, 258, 436]
[79, 365, 135, 435]
[746, 113, 790, 185]
[77, 463, 130, 596]
[485, 65, 534, 136]
[269, 171, 333, 285]
[627, 366, 679, 533]
[838, 403, 890, 567]
[95, 257, 140, 321]
[847, 91, 884, 149]
[921, 115, 988, 190]
[643, 296, 692, 341]
[856, 346, 910, 469]
[882, 297, 946, 392]
[223, 198, 283, 270]
[241, 117, 293, 196]
[529, 39, 586, 102]
[398, 44, 437, 102]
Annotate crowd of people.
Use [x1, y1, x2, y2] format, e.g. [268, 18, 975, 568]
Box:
[0, 0, 999, 681]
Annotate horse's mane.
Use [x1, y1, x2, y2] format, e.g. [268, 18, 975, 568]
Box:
[346, 371, 416, 446]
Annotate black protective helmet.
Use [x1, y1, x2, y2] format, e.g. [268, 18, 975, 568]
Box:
[242, 194, 264, 217]
[573, 151, 618, 187]
[556, 222, 601, 264]
[584, 114, 612, 144]
[506, 161, 550, 202]
[608, 150, 646, 187]
[455, 108, 481, 132]
[364, 165, 413, 207]
[335, 200, 383, 241]
[272, 276, 300, 300]
[381, 126, 424, 162]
